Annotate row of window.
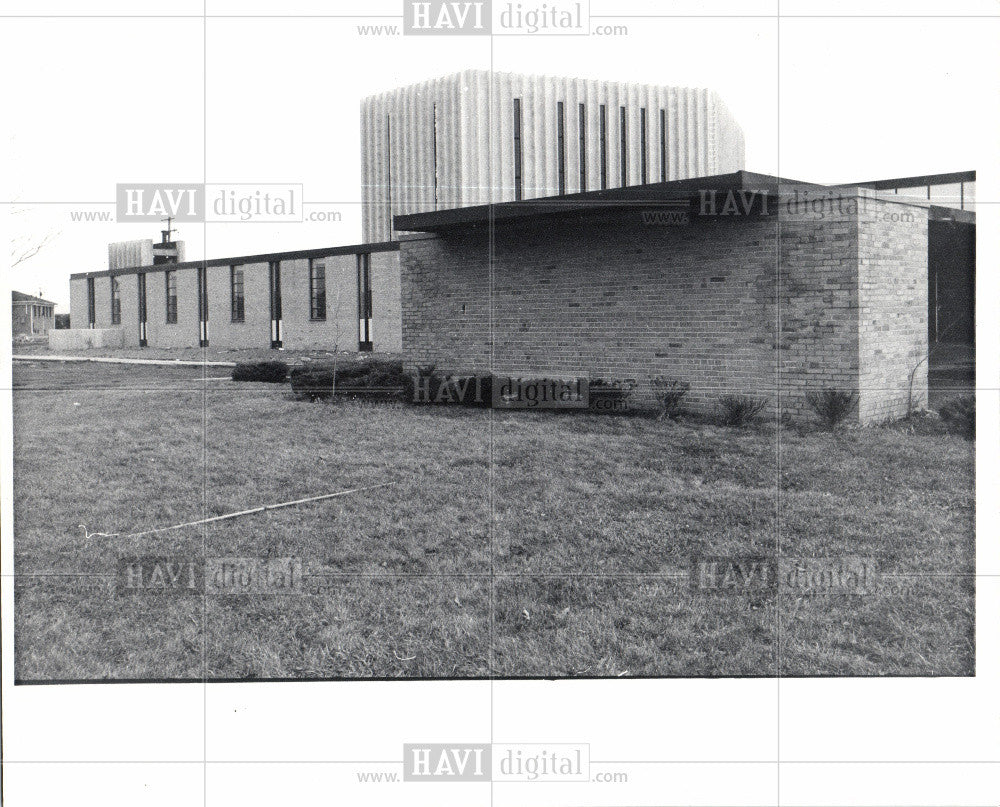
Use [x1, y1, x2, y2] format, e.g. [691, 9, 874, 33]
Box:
[87, 258, 372, 351]
[25, 304, 53, 318]
[93, 259, 329, 326]
[512, 100, 671, 199]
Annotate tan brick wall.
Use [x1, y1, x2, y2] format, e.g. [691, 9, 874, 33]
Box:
[857, 196, 929, 421]
[400, 193, 930, 423]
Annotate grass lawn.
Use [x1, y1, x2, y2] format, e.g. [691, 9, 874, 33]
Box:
[12, 361, 974, 680]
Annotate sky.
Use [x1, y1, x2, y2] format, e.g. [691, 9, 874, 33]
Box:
[2, 4, 997, 311]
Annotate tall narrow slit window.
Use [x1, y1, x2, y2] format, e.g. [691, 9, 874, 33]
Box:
[230, 266, 245, 322]
[165, 270, 177, 324]
[309, 258, 327, 320]
[640, 107, 648, 184]
[619, 105, 628, 187]
[578, 103, 587, 192]
[599, 104, 608, 190]
[513, 98, 523, 201]
[138, 272, 147, 346]
[357, 253, 373, 351]
[432, 103, 439, 208]
[86, 277, 96, 328]
[110, 276, 121, 325]
[659, 109, 667, 182]
[556, 101, 566, 195]
[197, 265, 208, 347]
[386, 115, 393, 236]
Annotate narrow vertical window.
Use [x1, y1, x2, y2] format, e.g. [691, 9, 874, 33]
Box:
[138, 272, 147, 346]
[197, 265, 208, 346]
[269, 261, 282, 348]
[86, 277, 96, 328]
[164, 271, 177, 324]
[619, 106, 628, 187]
[659, 108, 667, 182]
[110, 277, 121, 325]
[309, 258, 327, 320]
[599, 104, 608, 190]
[513, 98, 523, 201]
[432, 103, 439, 208]
[556, 101, 566, 195]
[578, 102, 587, 192]
[640, 107, 648, 184]
[357, 253, 373, 351]
[230, 266, 244, 322]
[386, 114, 393, 237]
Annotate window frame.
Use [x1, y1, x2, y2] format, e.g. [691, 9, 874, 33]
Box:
[309, 258, 327, 321]
[230, 266, 245, 323]
[164, 270, 178, 324]
[110, 276, 121, 325]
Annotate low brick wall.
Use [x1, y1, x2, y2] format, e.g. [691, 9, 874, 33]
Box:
[48, 328, 126, 351]
[400, 190, 929, 423]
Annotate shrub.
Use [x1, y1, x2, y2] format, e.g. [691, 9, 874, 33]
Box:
[289, 357, 407, 401]
[805, 388, 858, 428]
[649, 376, 689, 420]
[289, 366, 334, 400]
[938, 394, 975, 439]
[232, 361, 288, 383]
[718, 394, 767, 427]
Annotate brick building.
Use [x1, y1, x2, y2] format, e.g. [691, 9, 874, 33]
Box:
[395, 171, 962, 424]
[12, 291, 56, 339]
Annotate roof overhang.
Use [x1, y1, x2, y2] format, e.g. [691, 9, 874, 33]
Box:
[394, 171, 829, 233]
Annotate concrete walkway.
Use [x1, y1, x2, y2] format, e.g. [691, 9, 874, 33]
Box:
[12, 354, 236, 367]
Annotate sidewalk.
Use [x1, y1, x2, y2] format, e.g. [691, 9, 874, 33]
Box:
[12, 354, 237, 367]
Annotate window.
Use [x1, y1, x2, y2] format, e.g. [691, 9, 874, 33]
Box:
[309, 258, 327, 320]
[578, 103, 587, 192]
[640, 107, 648, 185]
[138, 272, 147, 346]
[197, 266, 208, 347]
[86, 277, 96, 328]
[619, 106, 628, 187]
[165, 271, 177, 324]
[110, 277, 121, 325]
[357, 253, 373, 351]
[432, 103, 439, 208]
[230, 266, 244, 322]
[513, 98, 523, 201]
[659, 108, 667, 182]
[556, 101, 566, 195]
[599, 104, 608, 190]
[269, 261, 282, 348]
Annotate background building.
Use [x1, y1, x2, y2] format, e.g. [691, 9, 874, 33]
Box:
[69, 242, 401, 352]
[108, 232, 185, 272]
[12, 291, 56, 339]
[361, 69, 746, 241]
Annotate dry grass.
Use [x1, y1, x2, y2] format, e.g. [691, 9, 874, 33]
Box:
[13, 362, 974, 680]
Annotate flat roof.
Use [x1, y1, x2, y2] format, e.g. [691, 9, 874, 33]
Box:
[394, 171, 828, 232]
[838, 170, 975, 190]
[70, 240, 399, 280]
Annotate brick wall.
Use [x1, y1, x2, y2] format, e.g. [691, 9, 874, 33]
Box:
[856, 193, 929, 421]
[400, 191, 930, 423]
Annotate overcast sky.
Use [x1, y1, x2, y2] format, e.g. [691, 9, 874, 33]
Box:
[2, 4, 997, 310]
